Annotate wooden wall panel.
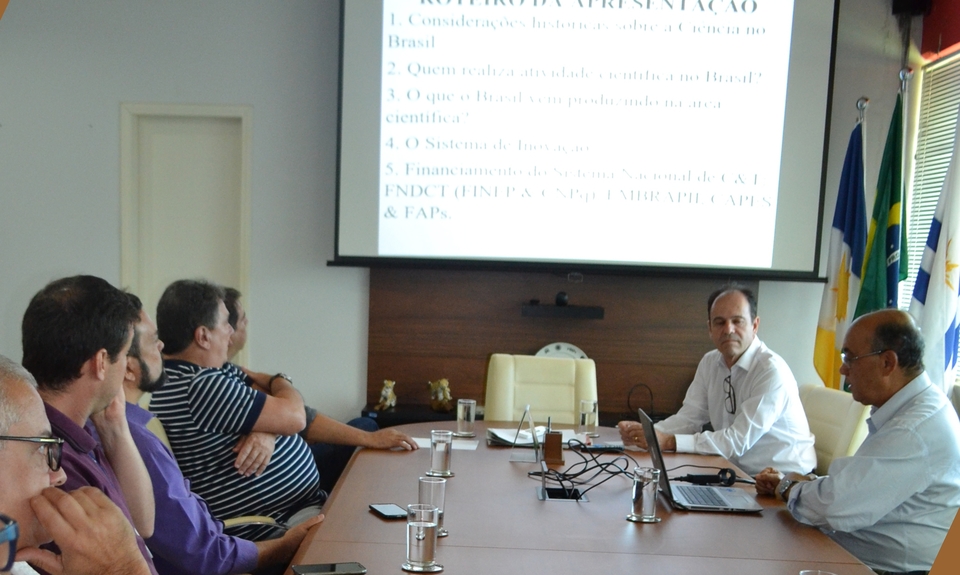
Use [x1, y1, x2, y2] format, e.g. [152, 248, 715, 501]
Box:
[368, 268, 757, 421]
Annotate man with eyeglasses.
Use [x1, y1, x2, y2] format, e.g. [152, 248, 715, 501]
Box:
[617, 285, 816, 475]
[20, 276, 158, 574]
[755, 309, 960, 575]
[0, 354, 151, 575]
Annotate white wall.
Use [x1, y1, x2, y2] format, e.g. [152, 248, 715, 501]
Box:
[0, 0, 914, 418]
[760, 0, 917, 387]
[0, 0, 367, 420]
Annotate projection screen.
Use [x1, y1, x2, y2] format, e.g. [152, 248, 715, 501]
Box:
[335, 0, 837, 278]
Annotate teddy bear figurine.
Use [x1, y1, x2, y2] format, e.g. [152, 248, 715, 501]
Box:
[374, 380, 397, 411]
[428, 378, 454, 413]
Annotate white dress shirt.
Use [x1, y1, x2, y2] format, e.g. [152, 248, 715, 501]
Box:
[787, 372, 960, 573]
[655, 337, 816, 475]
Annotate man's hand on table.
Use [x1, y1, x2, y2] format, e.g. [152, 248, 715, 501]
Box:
[365, 427, 418, 451]
[755, 467, 784, 496]
[617, 420, 676, 451]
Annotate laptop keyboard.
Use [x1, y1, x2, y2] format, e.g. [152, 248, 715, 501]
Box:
[674, 484, 727, 507]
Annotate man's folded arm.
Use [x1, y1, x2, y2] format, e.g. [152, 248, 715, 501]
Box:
[250, 376, 306, 436]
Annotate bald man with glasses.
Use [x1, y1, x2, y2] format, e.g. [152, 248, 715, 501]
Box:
[0, 354, 150, 575]
[756, 309, 960, 575]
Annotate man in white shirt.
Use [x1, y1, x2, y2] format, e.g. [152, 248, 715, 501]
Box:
[0, 354, 150, 575]
[756, 309, 960, 575]
[618, 285, 816, 475]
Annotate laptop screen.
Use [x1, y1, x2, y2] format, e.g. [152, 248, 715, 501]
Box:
[638, 408, 675, 502]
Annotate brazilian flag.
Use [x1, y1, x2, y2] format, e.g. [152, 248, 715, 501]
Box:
[855, 94, 907, 318]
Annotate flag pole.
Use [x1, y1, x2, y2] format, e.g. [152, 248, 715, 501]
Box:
[899, 10, 915, 295]
[814, 103, 869, 389]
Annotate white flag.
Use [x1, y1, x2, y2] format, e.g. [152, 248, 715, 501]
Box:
[909, 113, 960, 393]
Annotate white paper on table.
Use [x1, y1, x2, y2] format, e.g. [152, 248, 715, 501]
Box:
[485, 426, 577, 448]
[412, 437, 431, 449]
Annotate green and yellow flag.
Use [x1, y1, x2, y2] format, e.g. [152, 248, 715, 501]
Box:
[855, 94, 907, 317]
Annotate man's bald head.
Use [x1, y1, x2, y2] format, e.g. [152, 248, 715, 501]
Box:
[842, 309, 925, 407]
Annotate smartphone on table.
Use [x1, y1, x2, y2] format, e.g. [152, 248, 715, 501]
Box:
[292, 562, 367, 574]
[368, 503, 407, 519]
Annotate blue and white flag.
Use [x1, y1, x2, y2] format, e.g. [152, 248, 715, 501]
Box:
[815, 123, 867, 389]
[910, 113, 960, 393]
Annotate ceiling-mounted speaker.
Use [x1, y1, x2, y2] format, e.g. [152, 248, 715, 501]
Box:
[892, 0, 932, 16]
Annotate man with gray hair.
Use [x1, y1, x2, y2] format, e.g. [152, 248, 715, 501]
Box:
[756, 309, 960, 574]
[0, 354, 151, 575]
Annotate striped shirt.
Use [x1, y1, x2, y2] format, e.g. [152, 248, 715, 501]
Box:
[151, 359, 323, 539]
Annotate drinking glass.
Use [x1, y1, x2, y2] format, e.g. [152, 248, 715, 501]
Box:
[402, 504, 442, 572]
[626, 467, 661, 523]
[454, 399, 476, 437]
[426, 430, 454, 477]
[419, 476, 448, 537]
[578, 399, 599, 437]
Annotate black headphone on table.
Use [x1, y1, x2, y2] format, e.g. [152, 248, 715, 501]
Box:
[673, 467, 737, 487]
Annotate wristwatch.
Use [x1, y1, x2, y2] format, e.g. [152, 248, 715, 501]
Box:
[268, 372, 293, 391]
[776, 476, 799, 502]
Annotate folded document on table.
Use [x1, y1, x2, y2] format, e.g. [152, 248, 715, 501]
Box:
[486, 426, 577, 448]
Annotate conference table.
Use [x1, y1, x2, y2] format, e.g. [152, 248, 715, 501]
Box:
[286, 421, 872, 575]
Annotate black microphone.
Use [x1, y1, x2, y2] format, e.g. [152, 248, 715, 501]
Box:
[674, 468, 736, 487]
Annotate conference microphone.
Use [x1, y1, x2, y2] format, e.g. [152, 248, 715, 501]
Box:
[673, 468, 737, 487]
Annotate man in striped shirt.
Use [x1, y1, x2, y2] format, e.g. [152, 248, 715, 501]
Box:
[150, 280, 322, 540]
[122, 294, 322, 573]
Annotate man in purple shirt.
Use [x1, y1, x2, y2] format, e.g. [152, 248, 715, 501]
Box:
[121, 294, 321, 575]
[21, 276, 158, 575]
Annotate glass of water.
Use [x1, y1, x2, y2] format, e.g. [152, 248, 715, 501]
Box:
[627, 466, 661, 523]
[426, 430, 454, 477]
[402, 504, 442, 572]
[419, 476, 448, 537]
[454, 399, 476, 437]
[578, 399, 599, 437]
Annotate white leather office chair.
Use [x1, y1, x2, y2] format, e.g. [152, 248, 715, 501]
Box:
[799, 384, 870, 476]
[483, 353, 598, 424]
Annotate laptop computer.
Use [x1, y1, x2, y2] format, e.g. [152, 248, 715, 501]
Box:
[638, 408, 762, 513]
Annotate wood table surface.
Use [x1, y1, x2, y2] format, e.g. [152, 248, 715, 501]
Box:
[286, 421, 872, 575]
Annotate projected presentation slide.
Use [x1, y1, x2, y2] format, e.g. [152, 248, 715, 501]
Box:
[339, 0, 832, 273]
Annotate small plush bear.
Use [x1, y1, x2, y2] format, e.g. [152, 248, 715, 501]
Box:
[428, 378, 454, 413]
[374, 380, 397, 411]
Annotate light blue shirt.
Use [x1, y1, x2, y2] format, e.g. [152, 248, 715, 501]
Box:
[788, 372, 960, 572]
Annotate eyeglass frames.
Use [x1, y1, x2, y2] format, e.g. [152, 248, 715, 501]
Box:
[723, 375, 736, 414]
[840, 349, 885, 366]
[0, 435, 64, 472]
[1, 514, 18, 572]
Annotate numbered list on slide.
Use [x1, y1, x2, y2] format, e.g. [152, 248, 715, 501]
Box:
[378, 0, 794, 267]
